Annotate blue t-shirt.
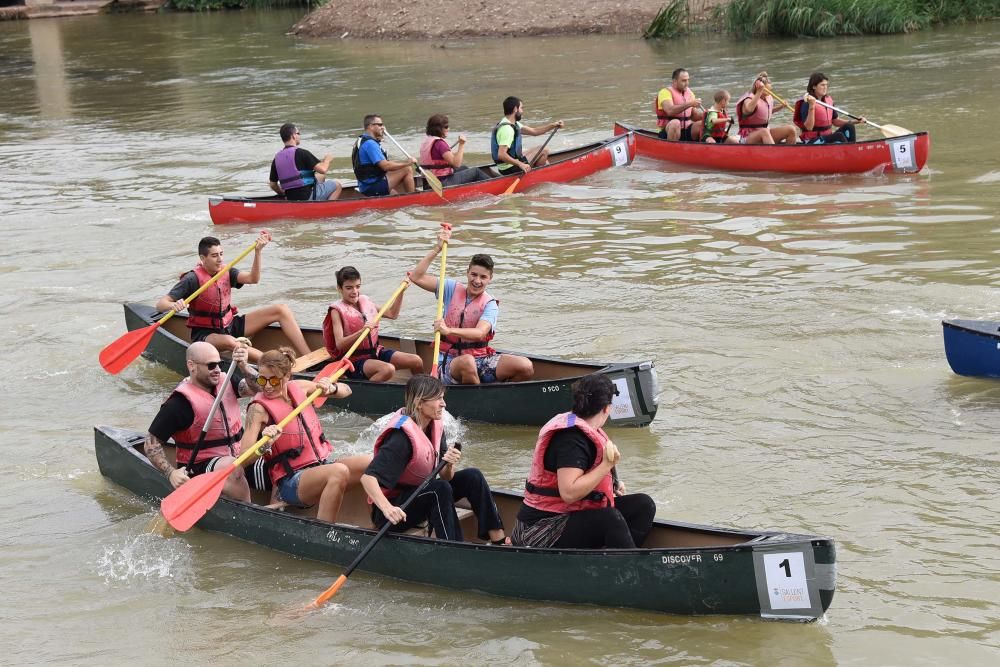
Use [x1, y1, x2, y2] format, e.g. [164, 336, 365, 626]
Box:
[357, 135, 388, 192]
[437, 278, 499, 363]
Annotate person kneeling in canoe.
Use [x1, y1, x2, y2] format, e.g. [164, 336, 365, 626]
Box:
[322, 266, 424, 382]
[156, 233, 312, 363]
[242, 347, 371, 523]
[511, 374, 656, 549]
[145, 340, 266, 500]
[794, 72, 866, 144]
[410, 226, 534, 385]
[420, 114, 488, 187]
[268, 123, 341, 201]
[702, 90, 738, 145]
[352, 114, 417, 196]
[361, 374, 508, 544]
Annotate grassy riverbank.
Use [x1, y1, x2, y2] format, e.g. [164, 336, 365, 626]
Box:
[646, 0, 1000, 38]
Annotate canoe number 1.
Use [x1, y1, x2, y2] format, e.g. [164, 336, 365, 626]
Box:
[778, 558, 791, 576]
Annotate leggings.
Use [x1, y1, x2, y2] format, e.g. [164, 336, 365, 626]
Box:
[809, 123, 857, 144]
[553, 493, 656, 549]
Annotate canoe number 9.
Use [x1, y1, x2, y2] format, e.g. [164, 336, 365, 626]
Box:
[609, 142, 629, 167]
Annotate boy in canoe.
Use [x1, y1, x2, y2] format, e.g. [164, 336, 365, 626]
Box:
[409, 226, 534, 385]
[702, 90, 738, 144]
[155, 233, 311, 363]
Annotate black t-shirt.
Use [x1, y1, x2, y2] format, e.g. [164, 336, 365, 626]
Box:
[269, 147, 321, 201]
[517, 426, 598, 524]
[167, 267, 243, 302]
[365, 426, 448, 492]
[148, 372, 244, 443]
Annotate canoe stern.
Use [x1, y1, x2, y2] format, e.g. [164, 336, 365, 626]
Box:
[942, 319, 1000, 377]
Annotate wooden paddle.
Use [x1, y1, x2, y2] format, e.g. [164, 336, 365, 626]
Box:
[311, 443, 460, 608]
[382, 130, 447, 201]
[430, 223, 451, 378]
[99, 236, 263, 375]
[290, 278, 412, 374]
[502, 126, 559, 195]
[160, 357, 350, 531]
[766, 87, 912, 139]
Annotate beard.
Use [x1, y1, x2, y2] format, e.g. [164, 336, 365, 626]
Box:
[514, 111, 523, 121]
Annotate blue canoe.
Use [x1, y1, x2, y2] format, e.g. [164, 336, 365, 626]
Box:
[942, 319, 1000, 377]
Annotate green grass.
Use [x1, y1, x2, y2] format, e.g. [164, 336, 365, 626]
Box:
[645, 0, 692, 38]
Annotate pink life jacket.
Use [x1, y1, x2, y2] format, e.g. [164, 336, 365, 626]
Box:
[653, 89, 670, 128]
[251, 381, 332, 486]
[735, 93, 773, 137]
[439, 282, 497, 358]
[662, 86, 695, 129]
[418, 136, 454, 177]
[371, 410, 442, 500]
[523, 412, 615, 513]
[185, 264, 237, 331]
[322, 295, 380, 360]
[794, 94, 835, 142]
[170, 377, 243, 466]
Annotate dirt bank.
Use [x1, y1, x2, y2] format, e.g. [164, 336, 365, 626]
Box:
[292, 0, 723, 40]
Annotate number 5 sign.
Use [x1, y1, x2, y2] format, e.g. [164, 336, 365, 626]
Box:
[889, 136, 916, 172]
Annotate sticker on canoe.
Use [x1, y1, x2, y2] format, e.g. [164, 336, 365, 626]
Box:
[889, 136, 916, 172]
[609, 141, 629, 167]
[243, 202, 257, 208]
[610, 377, 635, 419]
[761, 551, 811, 610]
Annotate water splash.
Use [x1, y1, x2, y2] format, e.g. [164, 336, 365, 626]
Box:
[95, 522, 194, 586]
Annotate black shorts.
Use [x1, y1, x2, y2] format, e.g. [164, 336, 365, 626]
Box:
[185, 455, 271, 492]
[190, 314, 246, 344]
[678, 126, 694, 142]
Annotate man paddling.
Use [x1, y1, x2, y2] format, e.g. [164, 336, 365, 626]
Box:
[268, 123, 341, 201]
[655, 68, 704, 141]
[491, 96, 564, 175]
[145, 340, 266, 500]
[409, 226, 534, 385]
[155, 233, 311, 363]
[352, 114, 417, 196]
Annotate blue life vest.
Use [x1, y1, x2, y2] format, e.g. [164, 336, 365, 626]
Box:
[273, 146, 315, 192]
[490, 119, 526, 166]
[351, 135, 387, 184]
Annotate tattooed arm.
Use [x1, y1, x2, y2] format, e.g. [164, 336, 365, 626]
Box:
[144, 433, 189, 489]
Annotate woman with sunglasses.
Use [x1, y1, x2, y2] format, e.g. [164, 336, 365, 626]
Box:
[242, 347, 370, 523]
[361, 374, 508, 544]
[511, 373, 656, 549]
[419, 114, 488, 187]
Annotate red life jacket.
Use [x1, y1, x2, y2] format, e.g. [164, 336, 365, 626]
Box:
[418, 136, 454, 177]
[655, 86, 696, 129]
[653, 89, 670, 128]
[439, 282, 497, 358]
[793, 95, 835, 142]
[707, 109, 731, 141]
[735, 93, 773, 137]
[523, 412, 615, 513]
[322, 295, 380, 360]
[185, 264, 237, 331]
[170, 377, 243, 466]
[251, 381, 332, 486]
[371, 410, 442, 500]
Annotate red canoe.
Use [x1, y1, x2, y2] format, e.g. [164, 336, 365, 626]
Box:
[208, 133, 635, 224]
[613, 122, 929, 175]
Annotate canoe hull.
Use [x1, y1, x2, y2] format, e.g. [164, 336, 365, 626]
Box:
[942, 319, 1000, 377]
[122, 303, 659, 427]
[614, 123, 929, 175]
[95, 425, 835, 619]
[209, 133, 635, 224]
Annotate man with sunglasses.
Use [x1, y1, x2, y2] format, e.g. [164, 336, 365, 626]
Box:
[268, 123, 341, 201]
[144, 340, 268, 499]
[351, 114, 417, 196]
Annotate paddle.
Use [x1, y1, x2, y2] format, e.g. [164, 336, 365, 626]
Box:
[430, 223, 451, 379]
[382, 130, 447, 201]
[766, 87, 912, 139]
[502, 126, 558, 196]
[160, 358, 349, 531]
[99, 236, 263, 375]
[290, 277, 412, 375]
[311, 443, 461, 608]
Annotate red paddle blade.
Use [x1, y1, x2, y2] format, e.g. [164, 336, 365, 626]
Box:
[313, 359, 354, 408]
[99, 324, 158, 374]
[502, 177, 521, 195]
[312, 574, 348, 607]
[160, 465, 232, 531]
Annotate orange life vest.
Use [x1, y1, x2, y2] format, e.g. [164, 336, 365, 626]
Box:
[439, 282, 497, 358]
[251, 381, 332, 486]
[185, 265, 237, 331]
[170, 377, 243, 466]
[323, 295, 380, 360]
[735, 93, 773, 137]
[655, 86, 696, 129]
[793, 95, 835, 142]
[371, 410, 442, 500]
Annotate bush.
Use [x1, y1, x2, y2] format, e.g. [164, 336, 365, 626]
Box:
[645, 0, 691, 38]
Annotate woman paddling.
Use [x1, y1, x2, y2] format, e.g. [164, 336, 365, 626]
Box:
[794, 72, 866, 144]
[419, 114, 488, 187]
[735, 71, 797, 145]
[511, 373, 655, 549]
[241, 347, 370, 523]
[361, 374, 508, 544]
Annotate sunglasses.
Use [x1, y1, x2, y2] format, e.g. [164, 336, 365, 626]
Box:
[370, 122, 385, 127]
[198, 361, 222, 370]
[255, 375, 282, 387]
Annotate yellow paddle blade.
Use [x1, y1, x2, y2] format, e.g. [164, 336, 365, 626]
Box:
[423, 169, 445, 198]
[502, 177, 522, 196]
[878, 124, 912, 138]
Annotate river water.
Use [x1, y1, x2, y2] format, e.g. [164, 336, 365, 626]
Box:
[2, 9, 998, 664]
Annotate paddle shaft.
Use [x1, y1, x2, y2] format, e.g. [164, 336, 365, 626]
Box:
[430, 228, 449, 378]
[810, 98, 885, 130]
[312, 444, 461, 607]
[503, 126, 559, 195]
[342, 279, 410, 361]
[185, 357, 240, 473]
[382, 130, 445, 197]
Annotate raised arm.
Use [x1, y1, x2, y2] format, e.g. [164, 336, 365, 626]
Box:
[236, 231, 271, 285]
[409, 226, 451, 293]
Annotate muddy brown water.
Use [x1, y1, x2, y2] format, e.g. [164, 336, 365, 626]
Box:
[1, 10, 998, 665]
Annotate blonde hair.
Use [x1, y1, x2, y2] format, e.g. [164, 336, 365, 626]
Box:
[714, 89, 730, 104]
[404, 374, 445, 419]
[259, 346, 296, 378]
